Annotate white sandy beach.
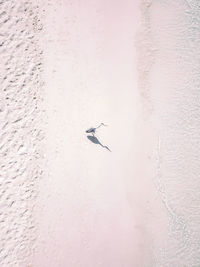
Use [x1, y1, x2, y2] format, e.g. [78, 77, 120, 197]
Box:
[1, 0, 200, 266]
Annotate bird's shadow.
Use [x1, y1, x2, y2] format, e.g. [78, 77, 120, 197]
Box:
[87, 135, 111, 152]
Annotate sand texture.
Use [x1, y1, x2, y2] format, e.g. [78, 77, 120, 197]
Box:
[0, 1, 43, 266]
[1, 0, 200, 266]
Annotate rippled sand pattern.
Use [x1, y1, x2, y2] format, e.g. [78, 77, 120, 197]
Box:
[0, 1, 43, 266]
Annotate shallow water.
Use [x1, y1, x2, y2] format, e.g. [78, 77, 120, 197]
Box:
[140, 0, 200, 265]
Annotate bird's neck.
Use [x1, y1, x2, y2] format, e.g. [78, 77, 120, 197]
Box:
[96, 124, 102, 129]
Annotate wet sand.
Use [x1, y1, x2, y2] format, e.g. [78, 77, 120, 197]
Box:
[32, 0, 146, 266]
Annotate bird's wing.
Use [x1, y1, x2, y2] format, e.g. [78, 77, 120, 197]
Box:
[86, 127, 95, 132]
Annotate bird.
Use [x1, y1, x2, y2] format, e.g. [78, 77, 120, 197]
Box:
[85, 123, 107, 135]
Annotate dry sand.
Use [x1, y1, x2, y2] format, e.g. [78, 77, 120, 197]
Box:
[0, 1, 43, 266]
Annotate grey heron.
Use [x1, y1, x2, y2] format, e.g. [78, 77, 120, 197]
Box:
[85, 123, 107, 135]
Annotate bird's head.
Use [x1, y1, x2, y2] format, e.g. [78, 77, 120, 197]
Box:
[101, 123, 108, 126]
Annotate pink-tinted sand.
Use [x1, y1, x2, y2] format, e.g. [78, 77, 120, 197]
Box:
[1, 0, 200, 266]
